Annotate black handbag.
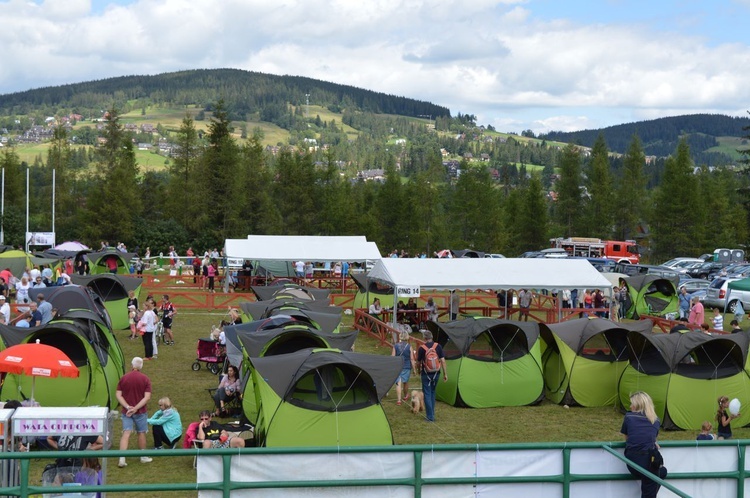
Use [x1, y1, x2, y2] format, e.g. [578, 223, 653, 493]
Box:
[649, 447, 668, 479]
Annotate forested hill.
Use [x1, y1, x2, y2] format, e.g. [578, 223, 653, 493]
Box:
[542, 113, 750, 163]
[0, 68, 450, 122]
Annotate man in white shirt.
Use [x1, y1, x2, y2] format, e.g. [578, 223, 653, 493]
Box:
[295, 261, 305, 277]
[0, 295, 9, 325]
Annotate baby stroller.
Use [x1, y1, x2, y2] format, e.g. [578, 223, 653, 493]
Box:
[192, 337, 226, 374]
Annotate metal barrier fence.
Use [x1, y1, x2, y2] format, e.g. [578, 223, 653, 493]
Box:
[1, 440, 744, 497]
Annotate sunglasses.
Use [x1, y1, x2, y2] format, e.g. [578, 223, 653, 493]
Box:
[200, 417, 210, 421]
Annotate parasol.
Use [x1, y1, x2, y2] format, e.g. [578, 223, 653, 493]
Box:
[0, 339, 79, 402]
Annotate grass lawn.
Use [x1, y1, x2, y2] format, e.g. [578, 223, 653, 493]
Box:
[22, 289, 748, 496]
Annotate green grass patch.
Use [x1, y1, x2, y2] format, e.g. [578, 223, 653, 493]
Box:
[706, 136, 750, 160]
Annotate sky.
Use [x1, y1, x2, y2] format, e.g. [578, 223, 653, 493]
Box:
[1, 0, 750, 134]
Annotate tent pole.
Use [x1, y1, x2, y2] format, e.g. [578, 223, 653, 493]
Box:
[392, 288, 399, 344]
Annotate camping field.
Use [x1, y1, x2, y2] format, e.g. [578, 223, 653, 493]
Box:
[27, 296, 749, 497]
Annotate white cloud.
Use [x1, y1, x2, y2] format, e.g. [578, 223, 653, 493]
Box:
[0, 0, 749, 133]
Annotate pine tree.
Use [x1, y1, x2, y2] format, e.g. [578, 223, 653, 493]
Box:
[46, 125, 77, 240]
[584, 134, 614, 238]
[448, 165, 501, 250]
[615, 135, 648, 241]
[516, 173, 549, 252]
[84, 107, 141, 243]
[166, 114, 202, 234]
[651, 140, 699, 259]
[554, 143, 583, 236]
[200, 100, 242, 241]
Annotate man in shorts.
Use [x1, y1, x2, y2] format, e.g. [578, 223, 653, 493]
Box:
[196, 410, 245, 449]
[160, 295, 177, 345]
[115, 357, 152, 467]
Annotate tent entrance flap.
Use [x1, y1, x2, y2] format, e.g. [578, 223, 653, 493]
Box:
[287, 365, 377, 411]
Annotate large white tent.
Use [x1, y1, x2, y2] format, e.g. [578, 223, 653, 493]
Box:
[225, 236, 382, 262]
[367, 258, 614, 295]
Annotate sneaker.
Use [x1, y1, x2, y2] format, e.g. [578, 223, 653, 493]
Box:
[154, 446, 163, 450]
[118, 459, 127, 468]
[140, 456, 153, 463]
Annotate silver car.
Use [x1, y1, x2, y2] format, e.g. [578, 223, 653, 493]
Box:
[703, 277, 750, 313]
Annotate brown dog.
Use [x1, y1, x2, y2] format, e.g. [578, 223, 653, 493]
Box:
[411, 390, 425, 414]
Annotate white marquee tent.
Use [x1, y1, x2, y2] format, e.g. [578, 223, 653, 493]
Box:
[367, 258, 614, 295]
[225, 236, 382, 262]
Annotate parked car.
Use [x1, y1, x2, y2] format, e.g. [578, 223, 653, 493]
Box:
[484, 253, 506, 258]
[677, 278, 711, 295]
[703, 277, 750, 313]
[661, 257, 704, 269]
[686, 261, 730, 280]
[615, 263, 680, 280]
[576, 257, 617, 272]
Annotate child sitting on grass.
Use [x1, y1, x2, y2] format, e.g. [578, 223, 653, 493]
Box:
[696, 421, 715, 441]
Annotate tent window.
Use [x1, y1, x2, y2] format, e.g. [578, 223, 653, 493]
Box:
[629, 341, 670, 375]
[287, 364, 377, 412]
[581, 332, 629, 361]
[676, 342, 744, 379]
[36, 333, 88, 367]
[441, 340, 461, 360]
[468, 329, 526, 362]
[265, 335, 327, 356]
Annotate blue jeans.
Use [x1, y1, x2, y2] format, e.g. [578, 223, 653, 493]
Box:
[421, 371, 440, 421]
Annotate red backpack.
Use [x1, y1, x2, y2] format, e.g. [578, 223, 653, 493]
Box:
[421, 343, 441, 373]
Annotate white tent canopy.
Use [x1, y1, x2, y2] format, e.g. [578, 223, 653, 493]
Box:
[367, 258, 614, 295]
[225, 236, 382, 262]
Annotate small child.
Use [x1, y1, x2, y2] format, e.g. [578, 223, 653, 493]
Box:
[697, 421, 715, 441]
[128, 305, 138, 340]
[712, 308, 724, 331]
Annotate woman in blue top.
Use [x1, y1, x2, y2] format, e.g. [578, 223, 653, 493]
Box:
[621, 391, 663, 498]
[147, 397, 183, 449]
[391, 330, 414, 405]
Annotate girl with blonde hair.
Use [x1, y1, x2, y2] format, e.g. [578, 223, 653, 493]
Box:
[621, 391, 662, 498]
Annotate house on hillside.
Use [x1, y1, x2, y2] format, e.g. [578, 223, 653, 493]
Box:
[358, 169, 385, 182]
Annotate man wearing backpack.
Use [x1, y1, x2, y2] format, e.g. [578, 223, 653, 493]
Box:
[417, 330, 447, 422]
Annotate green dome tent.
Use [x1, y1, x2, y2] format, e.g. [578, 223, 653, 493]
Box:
[71, 274, 143, 329]
[618, 329, 750, 430]
[250, 283, 330, 302]
[542, 318, 654, 406]
[0, 248, 60, 278]
[0, 317, 124, 408]
[237, 302, 342, 333]
[248, 348, 400, 447]
[426, 318, 547, 407]
[87, 249, 136, 275]
[28, 285, 124, 374]
[229, 322, 358, 424]
[239, 299, 341, 322]
[622, 274, 679, 319]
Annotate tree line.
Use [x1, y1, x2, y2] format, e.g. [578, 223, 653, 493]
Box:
[0, 102, 748, 262]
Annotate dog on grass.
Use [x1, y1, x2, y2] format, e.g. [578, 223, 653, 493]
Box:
[410, 390, 425, 414]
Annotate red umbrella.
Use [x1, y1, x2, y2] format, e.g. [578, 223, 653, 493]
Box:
[0, 340, 79, 402]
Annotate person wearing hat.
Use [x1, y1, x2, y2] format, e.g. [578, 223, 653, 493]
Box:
[0, 295, 9, 325]
[37, 293, 53, 325]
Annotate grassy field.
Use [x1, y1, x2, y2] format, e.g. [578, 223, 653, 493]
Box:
[20, 287, 741, 497]
[706, 136, 749, 160]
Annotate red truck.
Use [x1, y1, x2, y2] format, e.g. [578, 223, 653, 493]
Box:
[550, 237, 640, 264]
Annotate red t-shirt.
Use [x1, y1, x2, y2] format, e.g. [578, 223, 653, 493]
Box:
[106, 256, 118, 271]
[116, 370, 152, 414]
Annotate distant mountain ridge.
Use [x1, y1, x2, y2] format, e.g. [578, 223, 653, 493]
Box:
[542, 113, 750, 163]
[0, 68, 450, 122]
